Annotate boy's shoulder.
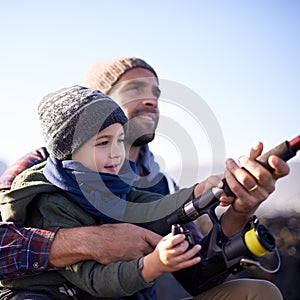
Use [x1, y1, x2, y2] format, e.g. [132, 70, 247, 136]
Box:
[12, 161, 48, 188]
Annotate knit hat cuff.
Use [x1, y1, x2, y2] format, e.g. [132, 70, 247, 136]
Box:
[84, 56, 158, 94]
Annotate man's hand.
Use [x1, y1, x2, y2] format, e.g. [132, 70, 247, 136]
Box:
[49, 223, 161, 267]
[220, 141, 290, 237]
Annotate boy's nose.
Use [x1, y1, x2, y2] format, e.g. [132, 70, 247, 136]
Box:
[109, 145, 121, 159]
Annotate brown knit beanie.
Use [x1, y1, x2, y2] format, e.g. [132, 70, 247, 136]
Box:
[83, 56, 158, 94]
[38, 85, 128, 160]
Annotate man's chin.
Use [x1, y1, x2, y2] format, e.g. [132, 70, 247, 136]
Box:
[132, 133, 155, 146]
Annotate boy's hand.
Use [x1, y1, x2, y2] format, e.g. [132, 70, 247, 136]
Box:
[142, 233, 201, 282]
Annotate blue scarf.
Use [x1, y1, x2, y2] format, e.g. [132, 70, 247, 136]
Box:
[44, 156, 136, 223]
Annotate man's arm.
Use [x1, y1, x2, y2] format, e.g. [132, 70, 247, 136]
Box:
[49, 223, 161, 267]
[0, 222, 58, 280]
[0, 222, 160, 280]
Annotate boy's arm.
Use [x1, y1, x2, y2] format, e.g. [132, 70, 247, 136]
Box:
[37, 194, 155, 297]
[61, 258, 152, 297]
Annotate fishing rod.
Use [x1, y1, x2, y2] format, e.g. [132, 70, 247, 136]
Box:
[146, 135, 300, 295]
[166, 134, 300, 226]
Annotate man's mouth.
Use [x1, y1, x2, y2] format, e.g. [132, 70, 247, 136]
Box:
[139, 114, 154, 120]
[136, 113, 157, 124]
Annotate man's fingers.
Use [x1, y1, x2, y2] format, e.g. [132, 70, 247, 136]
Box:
[144, 230, 161, 249]
[226, 158, 258, 192]
[249, 141, 263, 159]
[268, 155, 290, 179]
[238, 156, 271, 188]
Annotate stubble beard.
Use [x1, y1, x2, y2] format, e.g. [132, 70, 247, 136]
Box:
[124, 107, 159, 147]
[125, 122, 156, 147]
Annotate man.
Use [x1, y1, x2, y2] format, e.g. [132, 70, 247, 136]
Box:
[0, 57, 289, 299]
[85, 57, 177, 196]
[83, 57, 289, 299]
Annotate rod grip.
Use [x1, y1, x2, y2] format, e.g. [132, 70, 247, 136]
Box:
[255, 141, 295, 172]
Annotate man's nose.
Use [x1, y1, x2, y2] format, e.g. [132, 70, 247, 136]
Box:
[141, 97, 158, 109]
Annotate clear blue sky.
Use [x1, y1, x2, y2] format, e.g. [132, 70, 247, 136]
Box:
[1, 1, 299, 179]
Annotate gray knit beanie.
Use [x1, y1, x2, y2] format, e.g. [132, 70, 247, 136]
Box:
[38, 85, 128, 160]
[83, 56, 158, 94]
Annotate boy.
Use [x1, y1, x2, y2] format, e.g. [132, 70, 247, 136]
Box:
[0, 85, 283, 299]
[0, 85, 205, 299]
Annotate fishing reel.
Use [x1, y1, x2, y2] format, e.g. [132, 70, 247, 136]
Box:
[173, 214, 280, 274]
[171, 213, 281, 296]
[220, 215, 280, 274]
[205, 214, 279, 274]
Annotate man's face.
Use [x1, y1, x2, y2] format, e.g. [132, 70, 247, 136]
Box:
[108, 68, 160, 146]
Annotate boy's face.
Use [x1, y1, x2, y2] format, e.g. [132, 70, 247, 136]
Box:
[72, 123, 126, 174]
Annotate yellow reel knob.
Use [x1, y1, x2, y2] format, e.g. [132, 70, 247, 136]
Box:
[244, 228, 268, 257]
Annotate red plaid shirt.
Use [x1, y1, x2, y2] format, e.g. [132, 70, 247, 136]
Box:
[0, 147, 59, 280]
[0, 147, 49, 190]
[0, 222, 58, 280]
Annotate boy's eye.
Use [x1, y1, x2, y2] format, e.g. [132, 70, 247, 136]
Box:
[96, 140, 108, 146]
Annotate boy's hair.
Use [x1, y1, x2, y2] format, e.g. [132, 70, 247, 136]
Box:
[38, 85, 128, 160]
[83, 56, 158, 94]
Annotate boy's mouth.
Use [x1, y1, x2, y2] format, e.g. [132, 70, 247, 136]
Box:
[104, 164, 120, 174]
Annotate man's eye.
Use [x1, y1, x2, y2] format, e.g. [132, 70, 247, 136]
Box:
[153, 87, 161, 98]
[126, 85, 139, 92]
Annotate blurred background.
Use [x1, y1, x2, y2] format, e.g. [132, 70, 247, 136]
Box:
[0, 1, 299, 299]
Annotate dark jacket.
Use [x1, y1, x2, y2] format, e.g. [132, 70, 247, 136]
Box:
[0, 162, 195, 299]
